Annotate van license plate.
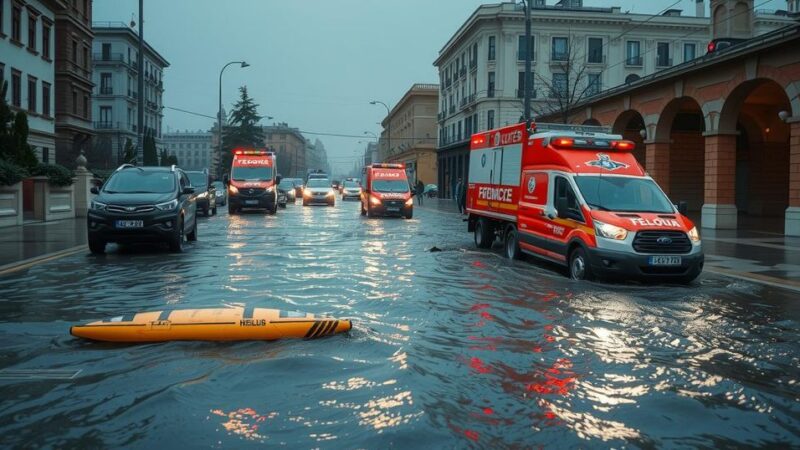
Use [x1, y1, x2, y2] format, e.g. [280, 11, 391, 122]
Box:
[244, 200, 259, 205]
[387, 207, 400, 212]
[115, 220, 143, 229]
[649, 256, 682, 266]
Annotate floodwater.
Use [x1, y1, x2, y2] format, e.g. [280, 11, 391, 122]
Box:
[1, 199, 798, 448]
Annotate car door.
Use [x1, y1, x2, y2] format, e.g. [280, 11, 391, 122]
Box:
[518, 171, 552, 249]
[180, 172, 196, 229]
[552, 175, 585, 252]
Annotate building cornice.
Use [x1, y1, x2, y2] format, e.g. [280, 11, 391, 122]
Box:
[92, 25, 170, 67]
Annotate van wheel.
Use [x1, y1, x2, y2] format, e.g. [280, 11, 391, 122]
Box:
[404, 209, 413, 219]
[360, 203, 366, 216]
[169, 216, 185, 252]
[228, 205, 237, 215]
[211, 205, 217, 215]
[88, 239, 106, 254]
[569, 247, 593, 281]
[505, 226, 521, 260]
[474, 218, 493, 249]
[187, 216, 198, 242]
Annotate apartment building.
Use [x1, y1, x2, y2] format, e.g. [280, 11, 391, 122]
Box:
[0, 0, 61, 163]
[380, 83, 439, 185]
[433, 0, 795, 198]
[264, 123, 307, 178]
[163, 130, 213, 172]
[91, 22, 169, 168]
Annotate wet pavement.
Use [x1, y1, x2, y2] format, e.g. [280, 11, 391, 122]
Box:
[1, 197, 799, 448]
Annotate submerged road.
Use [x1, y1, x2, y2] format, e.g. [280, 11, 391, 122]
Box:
[1, 197, 799, 448]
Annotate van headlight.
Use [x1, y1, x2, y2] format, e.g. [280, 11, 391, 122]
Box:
[594, 220, 628, 240]
[228, 185, 239, 194]
[156, 199, 178, 211]
[197, 191, 208, 198]
[91, 200, 107, 211]
[369, 196, 382, 206]
[405, 197, 413, 206]
[688, 226, 700, 242]
[327, 189, 335, 197]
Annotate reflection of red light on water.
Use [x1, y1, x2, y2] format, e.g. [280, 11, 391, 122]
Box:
[472, 261, 486, 268]
[544, 325, 553, 331]
[480, 311, 494, 321]
[470, 357, 491, 374]
[545, 335, 555, 342]
[464, 429, 480, 441]
[483, 407, 494, 415]
[532, 346, 542, 353]
[469, 345, 496, 351]
[544, 410, 556, 420]
[470, 303, 490, 311]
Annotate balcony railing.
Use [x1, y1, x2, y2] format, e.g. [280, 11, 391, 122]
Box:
[551, 52, 569, 62]
[487, 88, 495, 98]
[99, 86, 113, 95]
[467, 93, 476, 105]
[656, 57, 672, 68]
[128, 89, 138, 99]
[469, 59, 477, 70]
[625, 55, 643, 67]
[93, 52, 126, 63]
[517, 50, 536, 61]
[459, 67, 466, 77]
[587, 54, 606, 64]
[94, 121, 115, 130]
[516, 88, 537, 99]
[449, 105, 455, 114]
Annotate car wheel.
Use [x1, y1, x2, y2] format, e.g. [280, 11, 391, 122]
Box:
[212, 205, 217, 216]
[88, 239, 106, 254]
[505, 226, 521, 260]
[474, 218, 494, 249]
[187, 216, 198, 242]
[228, 204, 237, 215]
[279, 203, 287, 209]
[366, 204, 374, 218]
[360, 203, 366, 216]
[404, 209, 413, 219]
[569, 247, 594, 281]
[203, 208, 209, 217]
[169, 216, 185, 252]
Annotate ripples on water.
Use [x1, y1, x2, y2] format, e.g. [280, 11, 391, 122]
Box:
[0, 201, 798, 448]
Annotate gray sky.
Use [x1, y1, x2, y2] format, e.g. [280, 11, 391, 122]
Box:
[94, 0, 784, 175]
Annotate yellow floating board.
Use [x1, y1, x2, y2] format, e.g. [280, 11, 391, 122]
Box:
[70, 307, 352, 342]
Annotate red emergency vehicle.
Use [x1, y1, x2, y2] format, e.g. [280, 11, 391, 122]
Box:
[467, 122, 703, 283]
[360, 163, 413, 219]
[224, 148, 281, 215]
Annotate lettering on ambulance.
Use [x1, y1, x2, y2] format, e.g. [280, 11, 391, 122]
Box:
[628, 217, 681, 228]
[518, 172, 551, 244]
[236, 158, 271, 166]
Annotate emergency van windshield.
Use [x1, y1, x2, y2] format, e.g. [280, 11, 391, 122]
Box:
[232, 166, 273, 181]
[575, 176, 674, 214]
[372, 180, 409, 193]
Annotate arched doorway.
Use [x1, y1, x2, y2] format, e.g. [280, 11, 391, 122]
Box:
[582, 118, 601, 126]
[612, 110, 646, 168]
[625, 74, 640, 84]
[656, 97, 706, 214]
[719, 78, 792, 232]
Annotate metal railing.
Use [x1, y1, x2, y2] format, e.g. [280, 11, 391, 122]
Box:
[99, 86, 113, 95]
[587, 54, 606, 64]
[516, 88, 537, 99]
[656, 57, 673, 68]
[625, 56, 644, 66]
[551, 52, 569, 62]
[517, 50, 536, 61]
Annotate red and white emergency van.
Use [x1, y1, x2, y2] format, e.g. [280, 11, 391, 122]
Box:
[467, 122, 703, 283]
[224, 148, 281, 215]
[360, 163, 413, 219]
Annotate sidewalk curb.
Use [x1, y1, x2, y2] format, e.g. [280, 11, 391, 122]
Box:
[0, 245, 88, 277]
[704, 266, 800, 293]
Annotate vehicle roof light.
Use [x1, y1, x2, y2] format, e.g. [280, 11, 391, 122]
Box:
[372, 163, 404, 169]
[233, 148, 268, 156]
[611, 140, 635, 151]
[472, 135, 486, 146]
[553, 137, 574, 148]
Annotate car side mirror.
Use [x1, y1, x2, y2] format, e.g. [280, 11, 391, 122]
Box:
[275, 175, 283, 185]
[223, 174, 229, 185]
[556, 197, 569, 219]
[90, 186, 99, 195]
[183, 187, 195, 195]
[677, 201, 688, 216]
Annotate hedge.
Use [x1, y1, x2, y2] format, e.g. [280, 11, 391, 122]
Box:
[0, 159, 28, 186]
[31, 163, 75, 186]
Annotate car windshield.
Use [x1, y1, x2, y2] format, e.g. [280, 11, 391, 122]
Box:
[344, 181, 359, 188]
[232, 166, 273, 181]
[187, 172, 208, 187]
[103, 170, 175, 194]
[372, 180, 409, 193]
[212, 181, 225, 189]
[306, 179, 330, 188]
[279, 180, 295, 189]
[575, 176, 674, 214]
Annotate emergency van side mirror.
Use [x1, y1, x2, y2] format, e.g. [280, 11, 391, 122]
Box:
[677, 201, 688, 216]
[90, 186, 100, 195]
[223, 174, 229, 185]
[275, 175, 283, 185]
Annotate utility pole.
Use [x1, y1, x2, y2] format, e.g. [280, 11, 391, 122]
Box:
[523, 0, 532, 130]
[136, 0, 144, 165]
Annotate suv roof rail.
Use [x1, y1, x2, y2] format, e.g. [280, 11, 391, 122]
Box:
[115, 163, 135, 172]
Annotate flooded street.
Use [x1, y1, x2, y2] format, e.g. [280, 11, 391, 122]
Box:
[1, 200, 799, 448]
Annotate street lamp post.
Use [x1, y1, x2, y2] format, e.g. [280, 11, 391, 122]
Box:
[522, 0, 532, 129]
[370, 100, 390, 161]
[217, 61, 249, 178]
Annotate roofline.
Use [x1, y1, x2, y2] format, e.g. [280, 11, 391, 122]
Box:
[92, 24, 170, 67]
[382, 83, 440, 127]
[544, 23, 800, 118]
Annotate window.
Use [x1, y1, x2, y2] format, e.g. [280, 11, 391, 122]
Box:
[99, 106, 111, 124]
[101, 43, 110, 60]
[552, 37, 569, 61]
[518, 35, 535, 61]
[487, 110, 495, 130]
[0, 0, 4, 36]
[487, 71, 495, 97]
[27, 77, 36, 112]
[587, 73, 601, 96]
[555, 176, 583, 222]
[472, 42, 478, 66]
[488, 36, 496, 61]
[0, 63, 4, 93]
[72, 40, 78, 63]
[11, 70, 21, 107]
[100, 73, 112, 94]
[553, 73, 567, 98]
[683, 43, 696, 62]
[83, 95, 89, 118]
[587, 38, 603, 63]
[83, 47, 89, 69]
[457, 121, 462, 141]
[42, 147, 49, 164]
[42, 24, 50, 59]
[12, 5, 21, 42]
[72, 90, 77, 114]
[28, 16, 36, 50]
[42, 82, 50, 116]
[656, 42, 671, 67]
[517, 72, 526, 98]
[626, 41, 642, 65]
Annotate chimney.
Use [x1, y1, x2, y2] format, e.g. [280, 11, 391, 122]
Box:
[696, 0, 705, 17]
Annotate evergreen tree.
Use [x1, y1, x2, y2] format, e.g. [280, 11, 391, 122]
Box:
[0, 81, 38, 170]
[221, 86, 265, 171]
[122, 138, 136, 165]
[142, 130, 158, 166]
[159, 149, 169, 166]
[166, 155, 178, 166]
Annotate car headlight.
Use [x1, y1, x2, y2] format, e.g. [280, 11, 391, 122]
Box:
[303, 189, 312, 198]
[688, 226, 700, 242]
[91, 200, 107, 211]
[405, 197, 413, 206]
[197, 191, 207, 198]
[594, 220, 628, 240]
[327, 189, 335, 197]
[266, 186, 274, 193]
[369, 196, 382, 206]
[155, 199, 178, 211]
[228, 185, 239, 194]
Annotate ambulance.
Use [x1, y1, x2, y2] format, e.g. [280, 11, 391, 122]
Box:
[467, 122, 703, 283]
[360, 163, 413, 219]
[224, 148, 281, 215]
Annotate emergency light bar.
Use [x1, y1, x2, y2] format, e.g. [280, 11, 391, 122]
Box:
[533, 123, 612, 134]
[371, 163, 405, 169]
[233, 149, 271, 156]
[549, 136, 635, 151]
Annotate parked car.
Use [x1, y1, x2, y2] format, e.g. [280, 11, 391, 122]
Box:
[212, 180, 226, 206]
[424, 184, 438, 198]
[186, 170, 217, 216]
[87, 164, 198, 254]
[278, 179, 297, 204]
[287, 178, 304, 197]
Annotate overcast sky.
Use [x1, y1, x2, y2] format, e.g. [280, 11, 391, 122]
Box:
[94, 0, 784, 175]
